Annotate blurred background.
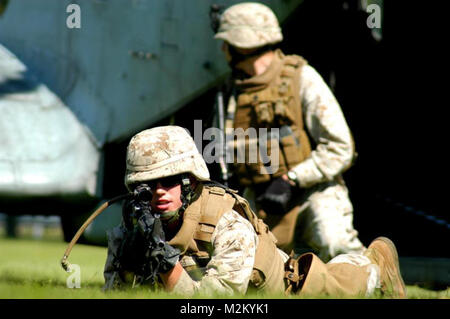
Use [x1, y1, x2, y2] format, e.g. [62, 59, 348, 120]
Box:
[0, 0, 448, 291]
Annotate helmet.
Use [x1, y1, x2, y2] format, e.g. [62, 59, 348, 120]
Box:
[214, 2, 283, 49]
[125, 126, 209, 190]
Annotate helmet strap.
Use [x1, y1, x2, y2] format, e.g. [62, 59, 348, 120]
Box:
[160, 174, 193, 238]
[180, 174, 194, 211]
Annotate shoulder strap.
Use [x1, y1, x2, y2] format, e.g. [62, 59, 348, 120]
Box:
[191, 182, 285, 292]
[283, 54, 307, 70]
[192, 184, 236, 243]
[201, 181, 275, 238]
[228, 188, 285, 293]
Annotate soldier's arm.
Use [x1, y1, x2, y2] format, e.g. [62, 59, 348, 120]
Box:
[161, 210, 258, 296]
[103, 224, 127, 290]
[290, 65, 355, 188]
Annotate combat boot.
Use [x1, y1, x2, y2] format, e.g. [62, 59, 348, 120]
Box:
[364, 237, 406, 298]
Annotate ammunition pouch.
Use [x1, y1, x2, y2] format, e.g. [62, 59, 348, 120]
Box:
[284, 252, 305, 294]
[232, 51, 312, 186]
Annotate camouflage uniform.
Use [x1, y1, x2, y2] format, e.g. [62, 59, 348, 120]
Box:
[104, 126, 405, 298]
[103, 126, 284, 294]
[105, 209, 283, 295]
[242, 62, 366, 261]
[216, 2, 365, 261]
[104, 208, 382, 297]
[171, 210, 261, 296]
[105, 208, 380, 297]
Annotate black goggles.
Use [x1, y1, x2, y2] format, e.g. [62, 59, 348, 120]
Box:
[146, 174, 184, 191]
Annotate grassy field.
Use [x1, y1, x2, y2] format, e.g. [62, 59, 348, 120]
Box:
[0, 236, 448, 299]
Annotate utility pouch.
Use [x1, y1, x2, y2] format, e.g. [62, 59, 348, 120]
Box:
[284, 252, 305, 295]
[231, 52, 312, 186]
[254, 101, 274, 125]
[278, 125, 302, 170]
[274, 98, 296, 125]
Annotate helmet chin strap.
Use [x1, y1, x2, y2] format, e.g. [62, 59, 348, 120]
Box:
[160, 174, 193, 228]
[180, 174, 194, 211]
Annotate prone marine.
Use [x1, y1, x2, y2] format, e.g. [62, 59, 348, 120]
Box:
[102, 126, 406, 298]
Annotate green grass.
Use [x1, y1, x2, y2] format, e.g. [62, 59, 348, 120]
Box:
[0, 237, 448, 299]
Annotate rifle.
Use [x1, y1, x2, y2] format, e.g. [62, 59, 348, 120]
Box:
[118, 184, 174, 286]
[215, 88, 230, 186]
[61, 184, 179, 287]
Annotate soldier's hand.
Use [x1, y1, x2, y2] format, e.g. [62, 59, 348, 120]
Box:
[256, 176, 293, 214]
[282, 174, 296, 187]
[157, 242, 181, 274]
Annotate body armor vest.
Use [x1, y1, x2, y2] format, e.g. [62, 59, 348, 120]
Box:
[168, 183, 286, 293]
[231, 50, 312, 185]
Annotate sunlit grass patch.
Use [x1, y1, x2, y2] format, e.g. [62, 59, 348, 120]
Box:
[0, 238, 448, 299]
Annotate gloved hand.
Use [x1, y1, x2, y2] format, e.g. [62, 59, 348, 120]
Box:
[256, 176, 293, 214]
[154, 242, 180, 274]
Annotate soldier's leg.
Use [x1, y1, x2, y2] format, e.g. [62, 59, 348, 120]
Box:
[296, 237, 406, 298]
[297, 252, 378, 297]
[266, 204, 303, 252]
[297, 181, 366, 262]
[244, 186, 304, 252]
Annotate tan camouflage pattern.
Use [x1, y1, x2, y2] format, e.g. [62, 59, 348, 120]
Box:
[102, 205, 290, 294]
[102, 216, 379, 296]
[241, 64, 366, 262]
[125, 126, 209, 189]
[293, 65, 366, 261]
[101, 210, 259, 293]
[214, 2, 283, 49]
[172, 210, 259, 296]
[296, 181, 366, 262]
[328, 253, 380, 296]
[292, 65, 355, 188]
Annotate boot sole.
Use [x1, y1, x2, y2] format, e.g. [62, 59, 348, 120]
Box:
[373, 236, 407, 298]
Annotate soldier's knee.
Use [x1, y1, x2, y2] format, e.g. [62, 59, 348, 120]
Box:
[313, 230, 354, 262]
[316, 232, 366, 262]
